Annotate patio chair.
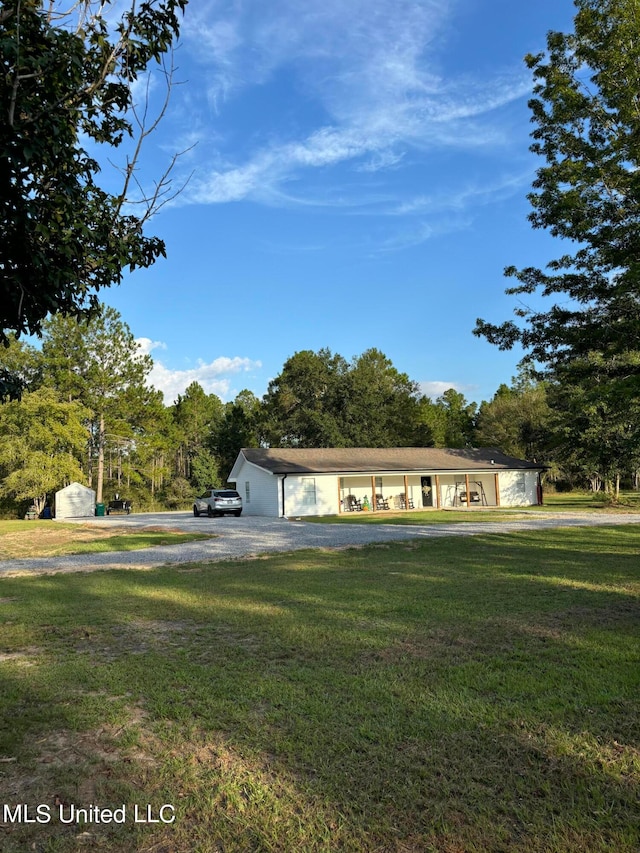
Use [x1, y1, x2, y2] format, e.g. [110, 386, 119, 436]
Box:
[375, 494, 390, 510]
[345, 495, 362, 512]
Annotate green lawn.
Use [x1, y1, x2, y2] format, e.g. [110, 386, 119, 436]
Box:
[303, 508, 529, 524]
[541, 491, 640, 512]
[303, 490, 640, 524]
[0, 520, 213, 559]
[0, 527, 638, 852]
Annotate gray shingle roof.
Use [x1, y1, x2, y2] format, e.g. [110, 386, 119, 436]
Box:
[239, 447, 542, 474]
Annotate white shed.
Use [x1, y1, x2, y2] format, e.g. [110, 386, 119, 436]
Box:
[55, 482, 96, 519]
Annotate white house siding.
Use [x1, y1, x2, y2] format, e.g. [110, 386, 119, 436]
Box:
[498, 470, 538, 506]
[285, 474, 338, 517]
[233, 461, 280, 517]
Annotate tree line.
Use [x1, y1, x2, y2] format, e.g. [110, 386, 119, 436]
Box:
[2, 2, 640, 511]
[1, 304, 637, 516]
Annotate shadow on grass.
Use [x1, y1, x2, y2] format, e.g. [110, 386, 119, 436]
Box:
[0, 526, 638, 851]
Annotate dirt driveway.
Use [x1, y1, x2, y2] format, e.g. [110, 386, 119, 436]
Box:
[1, 510, 640, 576]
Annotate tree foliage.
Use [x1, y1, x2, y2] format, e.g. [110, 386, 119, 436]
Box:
[474, 0, 640, 490]
[0, 387, 89, 513]
[170, 382, 224, 481]
[475, 375, 552, 462]
[213, 390, 262, 477]
[261, 349, 349, 447]
[42, 305, 159, 502]
[261, 348, 428, 448]
[0, 0, 188, 396]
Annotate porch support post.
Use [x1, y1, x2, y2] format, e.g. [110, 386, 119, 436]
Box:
[337, 478, 343, 514]
[494, 472, 501, 507]
[371, 476, 377, 511]
[434, 474, 441, 509]
[403, 475, 409, 511]
[465, 473, 471, 509]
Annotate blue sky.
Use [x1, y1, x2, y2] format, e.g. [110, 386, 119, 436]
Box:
[102, 0, 577, 406]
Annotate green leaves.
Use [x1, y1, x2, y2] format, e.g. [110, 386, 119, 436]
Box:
[475, 0, 640, 490]
[0, 0, 187, 344]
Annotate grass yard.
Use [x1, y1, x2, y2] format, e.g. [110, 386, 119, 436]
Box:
[303, 490, 640, 524]
[0, 526, 638, 852]
[0, 520, 213, 560]
[541, 491, 640, 512]
[303, 508, 530, 524]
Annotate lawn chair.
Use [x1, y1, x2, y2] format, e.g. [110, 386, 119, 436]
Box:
[345, 495, 363, 512]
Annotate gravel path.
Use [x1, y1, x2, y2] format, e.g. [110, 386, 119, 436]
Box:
[1, 510, 640, 576]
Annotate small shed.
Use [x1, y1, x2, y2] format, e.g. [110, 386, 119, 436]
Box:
[55, 482, 96, 519]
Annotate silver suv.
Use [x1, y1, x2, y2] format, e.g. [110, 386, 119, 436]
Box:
[193, 489, 243, 518]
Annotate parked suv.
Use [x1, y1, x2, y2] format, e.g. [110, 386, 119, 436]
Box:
[193, 489, 243, 518]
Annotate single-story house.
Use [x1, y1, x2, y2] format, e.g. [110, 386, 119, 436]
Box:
[228, 448, 545, 518]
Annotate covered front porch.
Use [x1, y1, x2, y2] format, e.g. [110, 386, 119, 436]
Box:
[338, 471, 502, 513]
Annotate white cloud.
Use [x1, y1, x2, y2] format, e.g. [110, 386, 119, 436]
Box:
[178, 0, 532, 209]
[136, 339, 261, 403]
[137, 337, 167, 356]
[391, 171, 532, 217]
[419, 380, 470, 399]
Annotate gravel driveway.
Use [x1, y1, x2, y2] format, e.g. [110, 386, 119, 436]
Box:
[1, 510, 640, 576]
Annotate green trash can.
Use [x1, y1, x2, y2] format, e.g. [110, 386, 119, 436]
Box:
[95, 503, 105, 517]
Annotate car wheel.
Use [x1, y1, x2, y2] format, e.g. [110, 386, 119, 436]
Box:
[193, 505, 200, 517]
[207, 505, 214, 518]
[234, 510, 242, 517]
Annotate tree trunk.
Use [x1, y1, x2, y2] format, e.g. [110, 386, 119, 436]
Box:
[97, 412, 105, 504]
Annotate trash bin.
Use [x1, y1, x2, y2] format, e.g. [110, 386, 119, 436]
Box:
[95, 503, 105, 517]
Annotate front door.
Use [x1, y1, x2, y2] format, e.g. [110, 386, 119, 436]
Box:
[421, 476, 433, 507]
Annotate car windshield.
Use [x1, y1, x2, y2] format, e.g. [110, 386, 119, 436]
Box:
[215, 491, 240, 498]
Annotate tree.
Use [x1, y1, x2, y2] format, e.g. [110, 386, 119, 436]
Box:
[0, 387, 89, 514]
[214, 390, 262, 478]
[546, 361, 640, 495]
[1, 0, 188, 379]
[474, 376, 552, 461]
[261, 348, 427, 448]
[474, 0, 640, 489]
[431, 389, 477, 448]
[342, 349, 424, 447]
[261, 349, 349, 447]
[0, 335, 42, 401]
[42, 305, 157, 503]
[171, 382, 224, 481]
[190, 449, 221, 493]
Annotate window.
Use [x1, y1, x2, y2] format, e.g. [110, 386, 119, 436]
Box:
[245, 482, 251, 503]
[301, 477, 316, 506]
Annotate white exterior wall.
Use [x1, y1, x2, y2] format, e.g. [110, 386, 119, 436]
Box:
[232, 461, 280, 517]
[498, 470, 538, 506]
[285, 474, 338, 517]
[405, 476, 422, 508]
